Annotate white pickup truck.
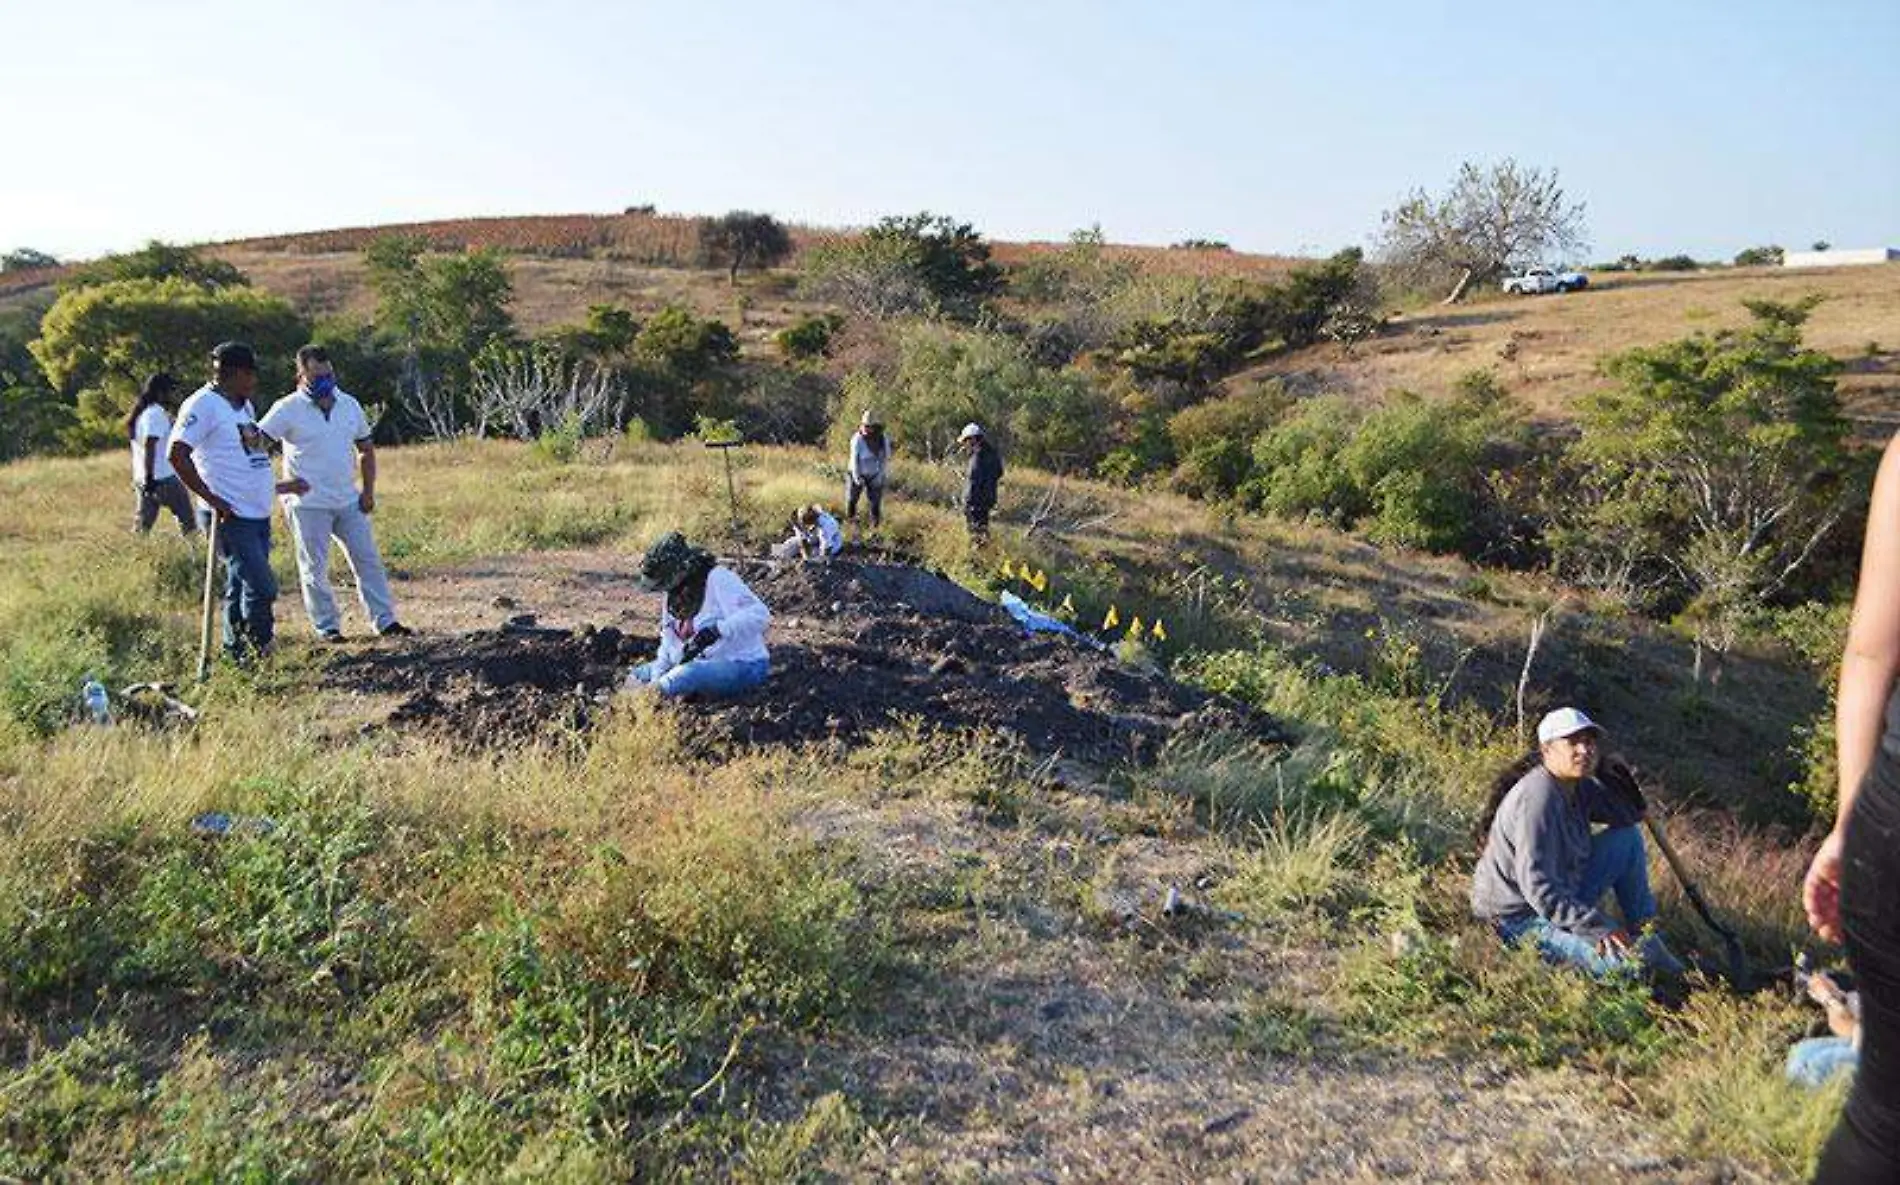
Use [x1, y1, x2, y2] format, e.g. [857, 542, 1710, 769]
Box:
[1501, 267, 1589, 295]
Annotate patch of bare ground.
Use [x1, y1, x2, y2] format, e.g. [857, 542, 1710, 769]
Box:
[760, 786, 1719, 1182]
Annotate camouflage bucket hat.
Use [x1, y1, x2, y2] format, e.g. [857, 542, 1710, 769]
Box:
[636, 531, 710, 592]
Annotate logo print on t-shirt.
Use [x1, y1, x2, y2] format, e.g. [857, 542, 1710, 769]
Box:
[237, 423, 271, 469]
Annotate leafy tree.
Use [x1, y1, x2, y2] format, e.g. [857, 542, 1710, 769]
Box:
[801, 212, 1008, 322]
[363, 236, 515, 434]
[542, 303, 640, 362]
[30, 278, 307, 447]
[1, 247, 59, 273]
[0, 301, 69, 459]
[774, 312, 844, 362]
[59, 241, 247, 292]
[1377, 159, 1588, 303]
[697, 211, 794, 284]
[1573, 298, 1854, 657]
[629, 306, 741, 437]
[1733, 245, 1784, 268]
[832, 323, 1115, 470]
[863, 213, 1003, 316]
[799, 234, 934, 320]
[1812, 240, 1831, 252]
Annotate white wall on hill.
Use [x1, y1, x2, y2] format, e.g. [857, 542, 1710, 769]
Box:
[1784, 247, 1899, 268]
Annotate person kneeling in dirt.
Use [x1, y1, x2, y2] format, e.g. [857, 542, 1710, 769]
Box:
[1788, 963, 1861, 1090]
[1470, 708, 1686, 978]
[625, 532, 771, 699]
[771, 505, 842, 561]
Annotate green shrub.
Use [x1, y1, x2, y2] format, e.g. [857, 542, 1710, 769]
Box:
[829, 323, 1118, 471]
[774, 313, 844, 361]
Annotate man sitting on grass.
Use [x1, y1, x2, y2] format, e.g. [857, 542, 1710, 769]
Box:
[1470, 708, 1686, 977]
[623, 532, 771, 700]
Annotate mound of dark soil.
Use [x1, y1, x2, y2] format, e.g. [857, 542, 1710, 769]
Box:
[331, 559, 1282, 764]
[330, 625, 650, 747]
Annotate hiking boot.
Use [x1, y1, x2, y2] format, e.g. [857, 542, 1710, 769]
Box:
[378, 622, 415, 638]
[318, 628, 346, 644]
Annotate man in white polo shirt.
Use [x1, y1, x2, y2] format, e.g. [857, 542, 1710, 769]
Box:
[169, 341, 304, 660]
[258, 345, 410, 642]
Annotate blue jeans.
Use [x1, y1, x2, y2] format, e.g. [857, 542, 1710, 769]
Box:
[1789, 1036, 1859, 1090]
[1497, 825, 1684, 977]
[629, 658, 769, 699]
[216, 516, 277, 658]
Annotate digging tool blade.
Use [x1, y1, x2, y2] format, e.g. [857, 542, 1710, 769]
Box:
[1644, 814, 1750, 991]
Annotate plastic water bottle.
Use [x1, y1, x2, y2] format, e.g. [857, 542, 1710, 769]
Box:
[80, 675, 111, 725]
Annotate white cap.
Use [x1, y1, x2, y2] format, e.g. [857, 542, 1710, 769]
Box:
[958, 422, 984, 441]
[1536, 707, 1602, 745]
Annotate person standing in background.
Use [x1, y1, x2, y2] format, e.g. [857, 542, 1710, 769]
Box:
[258, 345, 411, 642]
[847, 411, 893, 528]
[127, 372, 196, 535]
[959, 422, 1003, 541]
[168, 342, 305, 661]
[1807, 432, 1900, 1181]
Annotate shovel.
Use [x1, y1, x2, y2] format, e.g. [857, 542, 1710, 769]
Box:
[1644, 813, 1751, 990]
[196, 512, 221, 682]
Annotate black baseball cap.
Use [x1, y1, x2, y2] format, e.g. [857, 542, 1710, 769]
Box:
[210, 341, 258, 371]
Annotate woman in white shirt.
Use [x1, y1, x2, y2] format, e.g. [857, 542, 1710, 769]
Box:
[125, 372, 196, 535]
[625, 532, 771, 699]
[846, 411, 893, 527]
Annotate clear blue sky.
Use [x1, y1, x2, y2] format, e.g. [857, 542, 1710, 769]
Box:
[4, 0, 1895, 262]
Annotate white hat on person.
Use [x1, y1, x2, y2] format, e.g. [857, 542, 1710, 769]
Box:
[958, 422, 984, 441]
[1536, 707, 1602, 745]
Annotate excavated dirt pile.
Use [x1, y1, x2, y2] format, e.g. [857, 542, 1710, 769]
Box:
[330, 558, 1283, 764]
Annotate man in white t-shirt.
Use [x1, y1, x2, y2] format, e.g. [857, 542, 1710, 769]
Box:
[129, 372, 196, 535]
[257, 344, 410, 642]
[168, 341, 306, 660]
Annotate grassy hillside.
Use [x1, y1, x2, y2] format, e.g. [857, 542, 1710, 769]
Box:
[0, 438, 1849, 1178]
[1265, 264, 1900, 425]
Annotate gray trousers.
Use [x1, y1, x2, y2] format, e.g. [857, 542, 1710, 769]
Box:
[136, 477, 197, 535]
[286, 502, 397, 633]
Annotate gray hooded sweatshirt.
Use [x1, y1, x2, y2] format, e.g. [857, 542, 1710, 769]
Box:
[1470, 765, 1643, 940]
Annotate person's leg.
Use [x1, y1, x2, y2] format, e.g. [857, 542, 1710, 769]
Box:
[331, 504, 398, 631]
[288, 506, 342, 635]
[846, 476, 863, 520]
[867, 478, 884, 526]
[966, 503, 991, 540]
[1787, 1037, 1859, 1090]
[1817, 759, 1900, 1181]
[1577, 825, 1685, 974]
[135, 485, 158, 534]
[652, 658, 769, 699]
[1499, 915, 1625, 977]
[158, 478, 198, 536]
[224, 517, 277, 656]
[1579, 825, 1659, 927]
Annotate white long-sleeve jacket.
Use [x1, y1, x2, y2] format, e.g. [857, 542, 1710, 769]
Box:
[650, 566, 771, 677]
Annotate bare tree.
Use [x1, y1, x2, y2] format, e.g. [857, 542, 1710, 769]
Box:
[1377, 160, 1588, 304]
[469, 345, 626, 439]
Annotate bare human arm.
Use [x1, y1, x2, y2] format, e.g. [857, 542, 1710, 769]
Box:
[169, 441, 231, 520]
[1806, 434, 1900, 942]
[357, 440, 377, 513]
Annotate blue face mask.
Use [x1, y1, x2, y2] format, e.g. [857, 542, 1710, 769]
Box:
[307, 374, 337, 399]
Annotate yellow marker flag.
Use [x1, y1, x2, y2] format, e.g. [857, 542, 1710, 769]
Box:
[1151, 619, 1168, 642]
[1031, 568, 1048, 593]
[1102, 605, 1120, 631]
[1059, 593, 1076, 616]
[1128, 615, 1144, 639]
[999, 559, 1015, 580]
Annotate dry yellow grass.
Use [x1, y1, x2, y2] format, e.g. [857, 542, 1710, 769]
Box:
[1277, 264, 1900, 425]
